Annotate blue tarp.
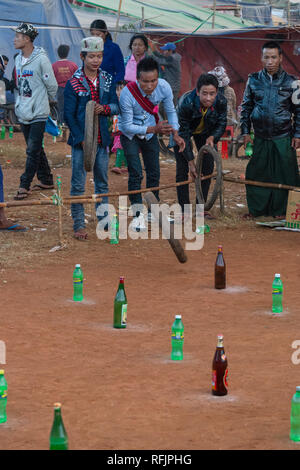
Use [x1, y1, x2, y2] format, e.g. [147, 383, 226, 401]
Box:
[0, 0, 85, 77]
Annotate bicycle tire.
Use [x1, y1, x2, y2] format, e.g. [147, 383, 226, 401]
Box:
[195, 144, 222, 212]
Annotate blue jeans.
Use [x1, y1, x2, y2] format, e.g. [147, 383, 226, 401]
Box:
[120, 134, 160, 214]
[71, 144, 109, 232]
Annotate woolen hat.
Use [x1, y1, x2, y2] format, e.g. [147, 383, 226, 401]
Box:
[81, 36, 104, 52]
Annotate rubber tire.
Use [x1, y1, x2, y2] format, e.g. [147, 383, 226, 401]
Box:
[195, 144, 222, 212]
[84, 100, 98, 172]
[144, 191, 188, 264]
[158, 134, 175, 158]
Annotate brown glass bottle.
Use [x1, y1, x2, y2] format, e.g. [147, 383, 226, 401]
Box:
[215, 245, 226, 289]
[212, 334, 228, 396]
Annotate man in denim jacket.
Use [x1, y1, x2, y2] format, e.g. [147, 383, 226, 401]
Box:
[64, 37, 119, 240]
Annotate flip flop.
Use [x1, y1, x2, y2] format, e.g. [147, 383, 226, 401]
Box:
[14, 189, 29, 200]
[74, 231, 88, 241]
[204, 211, 216, 220]
[0, 224, 28, 232]
[31, 184, 55, 191]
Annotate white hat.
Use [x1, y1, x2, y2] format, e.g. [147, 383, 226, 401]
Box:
[81, 36, 104, 53]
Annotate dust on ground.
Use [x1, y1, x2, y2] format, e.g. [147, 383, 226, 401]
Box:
[0, 132, 300, 450]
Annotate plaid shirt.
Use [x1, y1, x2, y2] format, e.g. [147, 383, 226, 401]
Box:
[84, 71, 111, 144]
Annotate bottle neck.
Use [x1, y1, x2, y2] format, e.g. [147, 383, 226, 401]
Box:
[217, 338, 224, 348]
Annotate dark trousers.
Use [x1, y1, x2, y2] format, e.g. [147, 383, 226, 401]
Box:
[56, 86, 65, 125]
[175, 133, 214, 211]
[121, 134, 160, 213]
[20, 121, 53, 190]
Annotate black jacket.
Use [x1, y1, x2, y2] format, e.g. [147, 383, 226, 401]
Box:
[240, 67, 300, 139]
[177, 89, 227, 161]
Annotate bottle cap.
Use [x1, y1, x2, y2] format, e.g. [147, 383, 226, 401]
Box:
[175, 315, 182, 319]
[217, 334, 224, 339]
[0, 370, 4, 375]
[275, 273, 281, 278]
[75, 264, 81, 268]
[53, 402, 62, 409]
[296, 386, 300, 392]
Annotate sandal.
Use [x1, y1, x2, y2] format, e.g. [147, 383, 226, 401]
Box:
[14, 188, 29, 200]
[204, 211, 216, 220]
[74, 229, 88, 241]
[111, 167, 122, 175]
[241, 213, 254, 220]
[31, 183, 54, 191]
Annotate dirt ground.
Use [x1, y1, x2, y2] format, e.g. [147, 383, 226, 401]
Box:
[1, 132, 300, 450]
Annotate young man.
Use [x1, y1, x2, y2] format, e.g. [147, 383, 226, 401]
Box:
[64, 37, 119, 241]
[52, 45, 78, 125]
[174, 73, 227, 218]
[118, 56, 185, 231]
[13, 23, 58, 200]
[152, 42, 181, 106]
[241, 41, 300, 218]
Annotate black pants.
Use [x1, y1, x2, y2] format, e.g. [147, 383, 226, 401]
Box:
[121, 134, 160, 211]
[20, 121, 53, 190]
[175, 133, 214, 211]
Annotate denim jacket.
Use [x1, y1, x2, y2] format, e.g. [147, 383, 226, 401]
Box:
[64, 67, 119, 147]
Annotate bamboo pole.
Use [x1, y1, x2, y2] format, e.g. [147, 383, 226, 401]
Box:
[222, 176, 300, 192]
[114, 0, 123, 42]
[56, 175, 63, 245]
[6, 172, 296, 211]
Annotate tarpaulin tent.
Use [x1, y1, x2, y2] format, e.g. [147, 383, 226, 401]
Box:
[0, 0, 85, 77]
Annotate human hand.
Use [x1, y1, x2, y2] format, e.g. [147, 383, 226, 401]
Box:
[188, 160, 197, 180]
[173, 133, 185, 152]
[243, 134, 252, 149]
[94, 104, 104, 115]
[155, 120, 173, 135]
[206, 136, 214, 147]
[292, 138, 300, 150]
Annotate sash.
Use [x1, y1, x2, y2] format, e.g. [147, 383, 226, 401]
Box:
[126, 81, 159, 124]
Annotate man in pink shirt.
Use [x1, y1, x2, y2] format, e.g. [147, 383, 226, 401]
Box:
[52, 44, 78, 124]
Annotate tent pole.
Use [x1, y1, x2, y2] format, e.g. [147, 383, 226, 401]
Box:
[212, 0, 216, 29]
[114, 0, 123, 42]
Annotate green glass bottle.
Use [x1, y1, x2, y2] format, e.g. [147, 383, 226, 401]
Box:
[8, 126, 13, 139]
[245, 131, 254, 157]
[113, 277, 127, 328]
[171, 315, 184, 361]
[49, 403, 68, 450]
[110, 214, 119, 245]
[0, 126, 5, 140]
[73, 264, 83, 302]
[0, 370, 8, 424]
[196, 224, 210, 234]
[290, 386, 300, 442]
[272, 273, 283, 314]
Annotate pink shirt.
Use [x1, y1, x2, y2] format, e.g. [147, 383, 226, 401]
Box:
[124, 54, 145, 82]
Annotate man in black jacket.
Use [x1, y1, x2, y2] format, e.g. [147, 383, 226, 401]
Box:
[241, 41, 300, 218]
[174, 73, 227, 218]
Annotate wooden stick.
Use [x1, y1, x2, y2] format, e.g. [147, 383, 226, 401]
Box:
[57, 176, 63, 245]
[222, 176, 300, 192]
[0, 173, 217, 209]
[114, 0, 123, 42]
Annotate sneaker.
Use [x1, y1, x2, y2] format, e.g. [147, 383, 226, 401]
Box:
[130, 213, 147, 232]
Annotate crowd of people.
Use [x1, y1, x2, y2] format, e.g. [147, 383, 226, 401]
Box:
[0, 20, 299, 238]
